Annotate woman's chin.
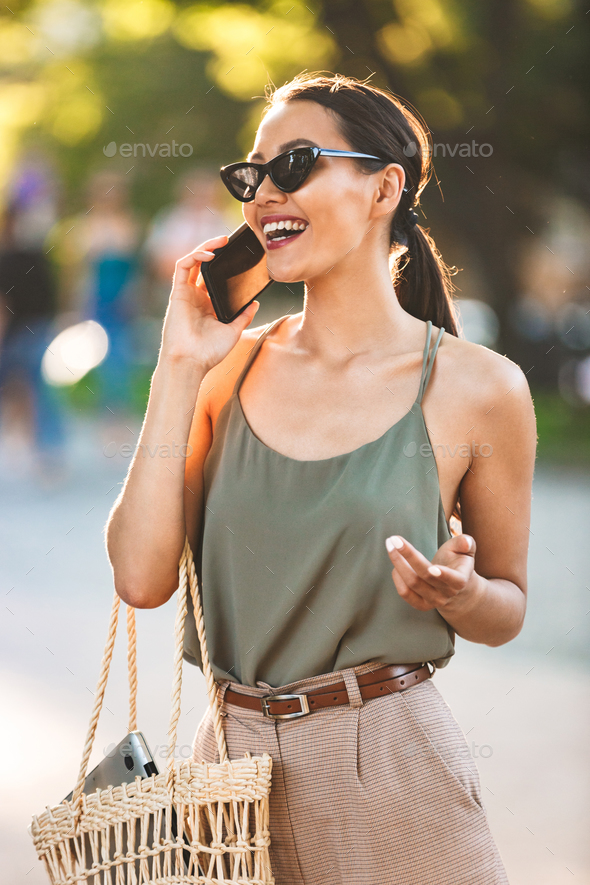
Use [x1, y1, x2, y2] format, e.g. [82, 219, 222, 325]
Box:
[267, 265, 306, 285]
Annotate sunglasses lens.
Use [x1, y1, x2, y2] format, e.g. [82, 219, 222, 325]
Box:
[272, 150, 314, 190]
[224, 149, 314, 200]
[226, 166, 259, 201]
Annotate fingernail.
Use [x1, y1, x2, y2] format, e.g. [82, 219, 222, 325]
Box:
[465, 535, 473, 550]
[386, 535, 404, 552]
[428, 565, 442, 577]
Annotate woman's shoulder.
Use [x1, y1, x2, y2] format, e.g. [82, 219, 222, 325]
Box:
[428, 329, 536, 456]
[437, 328, 532, 404]
[202, 319, 275, 426]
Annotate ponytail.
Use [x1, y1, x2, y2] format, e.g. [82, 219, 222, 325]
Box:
[265, 72, 460, 337]
[392, 215, 459, 336]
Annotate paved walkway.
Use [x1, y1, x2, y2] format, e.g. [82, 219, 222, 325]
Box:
[1, 418, 588, 884]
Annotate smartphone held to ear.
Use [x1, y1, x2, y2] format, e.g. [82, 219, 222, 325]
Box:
[200, 222, 275, 323]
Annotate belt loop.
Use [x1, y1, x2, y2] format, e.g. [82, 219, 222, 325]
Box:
[342, 668, 363, 709]
[216, 680, 231, 715]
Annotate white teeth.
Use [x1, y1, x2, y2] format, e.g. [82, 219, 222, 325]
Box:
[262, 219, 308, 234]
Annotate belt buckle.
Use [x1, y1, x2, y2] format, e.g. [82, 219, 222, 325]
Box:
[261, 692, 311, 720]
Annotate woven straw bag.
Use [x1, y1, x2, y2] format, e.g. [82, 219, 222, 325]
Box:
[30, 536, 275, 884]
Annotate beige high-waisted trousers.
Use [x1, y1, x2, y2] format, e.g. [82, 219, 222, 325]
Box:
[192, 660, 510, 885]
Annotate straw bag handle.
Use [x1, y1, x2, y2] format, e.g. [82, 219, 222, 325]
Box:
[166, 536, 229, 774]
[71, 535, 228, 815]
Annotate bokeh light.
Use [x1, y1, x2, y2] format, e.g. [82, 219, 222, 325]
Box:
[41, 320, 109, 386]
[455, 298, 500, 348]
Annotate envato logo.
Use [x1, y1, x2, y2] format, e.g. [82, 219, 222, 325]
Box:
[403, 441, 493, 458]
[103, 441, 193, 458]
[103, 141, 194, 158]
[104, 742, 194, 760]
[404, 140, 493, 158]
[402, 739, 493, 759]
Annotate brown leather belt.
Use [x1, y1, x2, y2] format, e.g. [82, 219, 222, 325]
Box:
[223, 662, 433, 720]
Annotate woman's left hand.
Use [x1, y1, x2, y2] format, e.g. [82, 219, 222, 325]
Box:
[385, 533, 482, 612]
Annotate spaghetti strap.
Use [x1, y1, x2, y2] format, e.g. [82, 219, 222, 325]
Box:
[416, 320, 445, 404]
[232, 314, 290, 396]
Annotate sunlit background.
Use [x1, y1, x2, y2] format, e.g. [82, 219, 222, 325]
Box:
[0, 1, 589, 883]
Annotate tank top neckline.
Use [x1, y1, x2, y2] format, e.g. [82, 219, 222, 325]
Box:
[232, 314, 445, 466]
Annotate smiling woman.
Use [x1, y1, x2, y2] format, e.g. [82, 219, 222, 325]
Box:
[106, 71, 536, 885]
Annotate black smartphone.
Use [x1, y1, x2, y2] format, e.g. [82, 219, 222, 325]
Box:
[200, 221, 275, 323]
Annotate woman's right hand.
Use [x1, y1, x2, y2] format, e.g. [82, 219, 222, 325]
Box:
[159, 235, 261, 373]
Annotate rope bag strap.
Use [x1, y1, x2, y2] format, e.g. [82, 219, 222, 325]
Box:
[127, 605, 138, 732]
[165, 537, 228, 787]
[70, 535, 226, 817]
[179, 536, 228, 765]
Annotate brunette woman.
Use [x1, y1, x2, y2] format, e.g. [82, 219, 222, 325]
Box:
[107, 72, 536, 884]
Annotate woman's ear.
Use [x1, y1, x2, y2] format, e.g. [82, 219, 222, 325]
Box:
[373, 163, 405, 218]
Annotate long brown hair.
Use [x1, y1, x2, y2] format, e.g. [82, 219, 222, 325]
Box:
[263, 72, 459, 336]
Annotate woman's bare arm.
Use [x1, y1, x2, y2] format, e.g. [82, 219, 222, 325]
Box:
[386, 351, 537, 647]
[434, 359, 537, 644]
[105, 236, 259, 608]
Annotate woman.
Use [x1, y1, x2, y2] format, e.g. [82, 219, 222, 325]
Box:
[107, 73, 536, 884]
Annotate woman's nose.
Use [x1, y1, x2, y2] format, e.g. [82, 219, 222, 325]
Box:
[256, 173, 287, 204]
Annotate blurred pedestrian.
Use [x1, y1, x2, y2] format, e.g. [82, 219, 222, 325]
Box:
[144, 167, 233, 319]
[75, 171, 141, 417]
[0, 201, 65, 477]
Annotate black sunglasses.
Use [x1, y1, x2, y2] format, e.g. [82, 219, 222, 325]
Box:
[219, 146, 389, 202]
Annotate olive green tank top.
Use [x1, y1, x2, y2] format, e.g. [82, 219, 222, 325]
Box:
[184, 315, 455, 687]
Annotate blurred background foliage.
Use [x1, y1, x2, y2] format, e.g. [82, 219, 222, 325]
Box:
[0, 0, 589, 463]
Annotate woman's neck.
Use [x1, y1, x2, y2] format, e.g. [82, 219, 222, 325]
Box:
[294, 251, 419, 360]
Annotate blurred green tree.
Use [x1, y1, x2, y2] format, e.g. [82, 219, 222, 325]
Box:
[314, 0, 590, 358]
[1, 0, 588, 364]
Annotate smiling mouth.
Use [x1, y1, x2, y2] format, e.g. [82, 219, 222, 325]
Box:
[263, 219, 309, 247]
